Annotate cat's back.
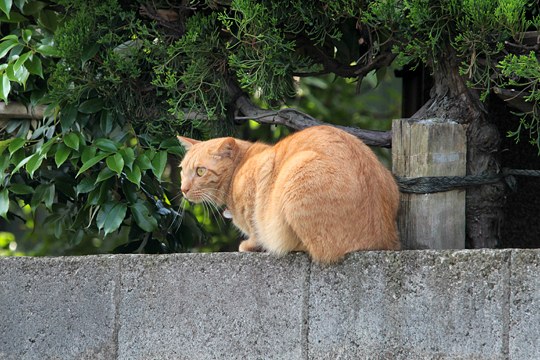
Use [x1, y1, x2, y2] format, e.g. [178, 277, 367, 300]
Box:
[272, 125, 377, 167]
[266, 125, 395, 200]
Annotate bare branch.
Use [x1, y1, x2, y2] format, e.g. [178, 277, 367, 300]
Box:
[234, 95, 392, 147]
[354, 52, 397, 76]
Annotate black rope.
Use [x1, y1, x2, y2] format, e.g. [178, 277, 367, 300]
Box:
[397, 168, 540, 194]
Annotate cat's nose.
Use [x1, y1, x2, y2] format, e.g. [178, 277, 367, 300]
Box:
[181, 184, 190, 196]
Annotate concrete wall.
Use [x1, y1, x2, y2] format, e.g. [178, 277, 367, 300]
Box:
[0, 250, 538, 359]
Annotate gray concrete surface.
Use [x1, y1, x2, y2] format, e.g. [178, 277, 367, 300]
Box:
[117, 253, 309, 360]
[0, 250, 538, 359]
[0, 256, 119, 360]
[509, 250, 540, 360]
[308, 250, 511, 359]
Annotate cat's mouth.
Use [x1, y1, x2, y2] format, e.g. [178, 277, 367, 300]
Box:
[181, 193, 201, 204]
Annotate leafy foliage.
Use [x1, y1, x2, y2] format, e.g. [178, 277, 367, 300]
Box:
[0, 0, 204, 254]
[498, 52, 540, 149]
[362, 0, 540, 149]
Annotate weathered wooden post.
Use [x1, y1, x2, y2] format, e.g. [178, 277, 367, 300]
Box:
[392, 118, 467, 249]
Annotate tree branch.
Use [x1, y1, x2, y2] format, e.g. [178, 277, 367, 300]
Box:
[234, 95, 392, 147]
[294, 34, 397, 78]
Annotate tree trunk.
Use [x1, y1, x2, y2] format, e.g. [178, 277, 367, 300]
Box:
[412, 47, 505, 248]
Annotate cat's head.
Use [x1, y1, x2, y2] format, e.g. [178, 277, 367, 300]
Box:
[178, 136, 238, 206]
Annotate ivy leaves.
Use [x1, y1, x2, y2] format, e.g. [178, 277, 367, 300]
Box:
[0, 15, 55, 101]
[96, 202, 127, 236]
[0, 0, 13, 17]
[0, 0, 203, 254]
[0, 188, 9, 219]
[0, 113, 185, 241]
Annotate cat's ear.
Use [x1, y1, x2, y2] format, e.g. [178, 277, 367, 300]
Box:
[177, 136, 199, 151]
[213, 137, 237, 158]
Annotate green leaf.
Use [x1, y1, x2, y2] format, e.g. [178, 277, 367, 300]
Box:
[13, 50, 31, 71]
[40, 137, 56, 154]
[43, 183, 55, 209]
[64, 132, 80, 150]
[1, 73, 11, 102]
[76, 174, 98, 194]
[0, 188, 9, 219]
[38, 9, 57, 32]
[26, 152, 44, 178]
[5, 63, 17, 81]
[135, 153, 152, 170]
[8, 64, 29, 87]
[0, 34, 17, 42]
[8, 137, 25, 156]
[95, 167, 116, 183]
[160, 138, 182, 149]
[25, 55, 43, 78]
[87, 180, 109, 206]
[9, 147, 23, 165]
[0, 0, 12, 18]
[55, 142, 71, 167]
[94, 138, 118, 153]
[36, 44, 59, 57]
[31, 183, 54, 210]
[96, 202, 127, 235]
[125, 164, 141, 186]
[11, 155, 34, 174]
[78, 98, 104, 114]
[121, 180, 138, 204]
[166, 146, 185, 156]
[18, 65, 29, 87]
[81, 43, 100, 64]
[151, 151, 168, 181]
[81, 145, 96, 163]
[21, 1, 45, 15]
[99, 110, 114, 134]
[106, 153, 124, 175]
[0, 39, 17, 58]
[0, 11, 26, 23]
[9, 183, 33, 195]
[130, 201, 158, 232]
[0, 153, 8, 171]
[120, 147, 135, 170]
[0, 138, 14, 156]
[60, 103, 78, 131]
[22, 29, 32, 43]
[76, 153, 108, 177]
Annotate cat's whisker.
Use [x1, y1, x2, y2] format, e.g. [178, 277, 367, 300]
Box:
[201, 193, 220, 221]
[201, 193, 226, 231]
[201, 198, 212, 226]
[166, 197, 189, 233]
[202, 187, 229, 203]
[167, 197, 186, 230]
[169, 192, 184, 203]
[172, 202, 187, 232]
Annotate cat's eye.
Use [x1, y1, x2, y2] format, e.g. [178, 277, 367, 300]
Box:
[196, 167, 206, 177]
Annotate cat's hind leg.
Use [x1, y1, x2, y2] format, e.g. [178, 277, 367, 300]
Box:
[238, 238, 264, 252]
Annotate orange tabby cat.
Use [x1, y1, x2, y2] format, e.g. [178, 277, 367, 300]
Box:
[178, 125, 399, 263]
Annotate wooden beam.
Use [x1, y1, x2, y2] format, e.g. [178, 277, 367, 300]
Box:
[392, 118, 467, 249]
[0, 102, 45, 119]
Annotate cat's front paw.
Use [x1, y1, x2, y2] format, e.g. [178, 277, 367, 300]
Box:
[239, 239, 264, 252]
